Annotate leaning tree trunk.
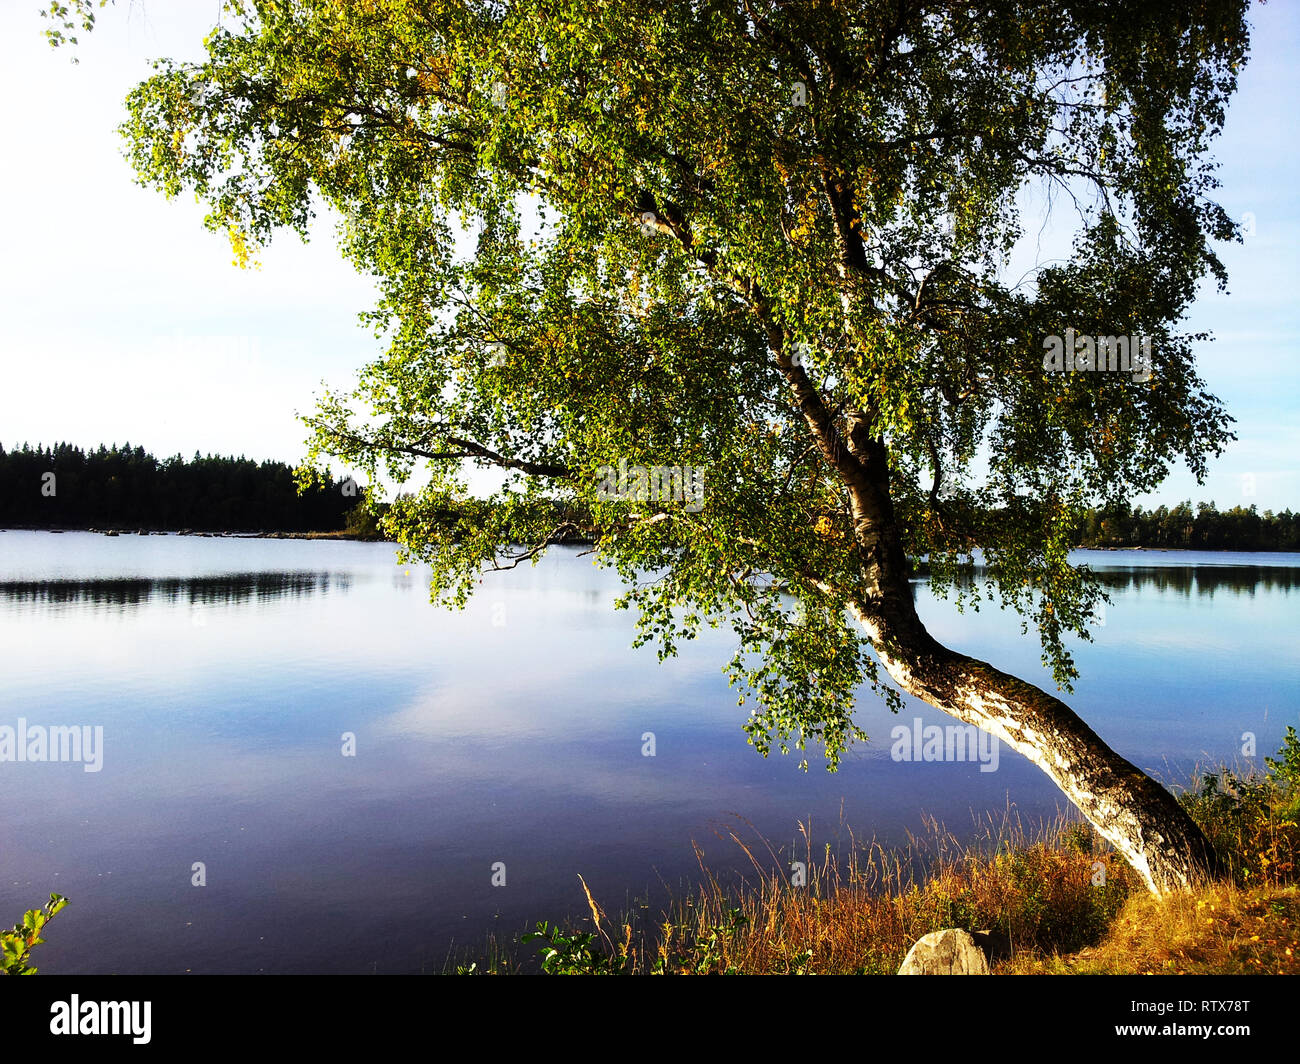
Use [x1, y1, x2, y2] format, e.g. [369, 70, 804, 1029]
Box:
[770, 336, 1221, 895]
[835, 420, 1221, 897]
[851, 600, 1222, 896]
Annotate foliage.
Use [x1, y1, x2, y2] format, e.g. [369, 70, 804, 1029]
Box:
[41, 0, 111, 53]
[521, 922, 633, 975]
[650, 908, 751, 975]
[343, 497, 386, 537]
[1180, 727, 1300, 885]
[521, 908, 752, 975]
[2, 894, 68, 976]
[104, 0, 1250, 767]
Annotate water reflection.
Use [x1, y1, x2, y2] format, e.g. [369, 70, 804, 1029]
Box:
[1087, 565, 1300, 596]
[4, 562, 1291, 613]
[934, 564, 1299, 597]
[0, 571, 352, 608]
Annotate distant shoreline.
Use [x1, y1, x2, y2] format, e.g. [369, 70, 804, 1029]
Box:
[1080, 545, 1300, 553]
[0, 526, 390, 542]
[2, 528, 1297, 553]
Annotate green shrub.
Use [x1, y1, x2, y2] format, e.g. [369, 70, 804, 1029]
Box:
[1181, 727, 1300, 885]
[2, 894, 68, 975]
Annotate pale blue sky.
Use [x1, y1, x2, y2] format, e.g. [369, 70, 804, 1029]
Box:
[0, 1, 1296, 512]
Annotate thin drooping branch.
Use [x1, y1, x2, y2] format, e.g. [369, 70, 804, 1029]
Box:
[321, 426, 573, 479]
[488, 521, 585, 571]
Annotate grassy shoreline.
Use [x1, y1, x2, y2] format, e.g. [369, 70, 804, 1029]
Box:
[451, 730, 1300, 975]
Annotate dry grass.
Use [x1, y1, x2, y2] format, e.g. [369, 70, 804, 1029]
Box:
[592, 809, 1140, 975]
[534, 810, 1296, 975]
[1004, 881, 1300, 974]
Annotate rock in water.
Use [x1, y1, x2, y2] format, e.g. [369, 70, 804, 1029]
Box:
[897, 929, 990, 975]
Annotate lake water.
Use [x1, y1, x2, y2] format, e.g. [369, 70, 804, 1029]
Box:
[1, 531, 1297, 973]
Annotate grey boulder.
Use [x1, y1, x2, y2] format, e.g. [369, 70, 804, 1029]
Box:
[897, 929, 992, 975]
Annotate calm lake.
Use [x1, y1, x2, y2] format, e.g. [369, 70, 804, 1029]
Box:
[1, 531, 1297, 973]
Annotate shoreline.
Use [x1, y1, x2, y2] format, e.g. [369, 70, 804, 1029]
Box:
[1, 528, 1296, 553]
[0, 527, 604, 546]
[0, 526, 388, 542]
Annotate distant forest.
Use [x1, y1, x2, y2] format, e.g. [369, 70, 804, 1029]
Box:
[1076, 501, 1300, 551]
[0, 443, 360, 533]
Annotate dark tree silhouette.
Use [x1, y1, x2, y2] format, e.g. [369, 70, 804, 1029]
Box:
[0, 442, 359, 533]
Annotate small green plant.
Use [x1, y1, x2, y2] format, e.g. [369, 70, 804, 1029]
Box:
[521, 904, 752, 975]
[521, 921, 632, 975]
[1061, 823, 1094, 856]
[651, 907, 749, 975]
[1266, 725, 1300, 811]
[2, 894, 68, 975]
[1181, 727, 1300, 885]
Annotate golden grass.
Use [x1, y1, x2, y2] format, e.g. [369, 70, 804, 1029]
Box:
[589, 810, 1140, 975]
[1003, 882, 1300, 974]
[632, 801, 1299, 975]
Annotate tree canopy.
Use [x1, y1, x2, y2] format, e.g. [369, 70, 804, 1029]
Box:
[75, 0, 1255, 892]
[111, 0, 1246, 757]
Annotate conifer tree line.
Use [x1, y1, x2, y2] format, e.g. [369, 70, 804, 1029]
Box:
[0, 442, 359, 533]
